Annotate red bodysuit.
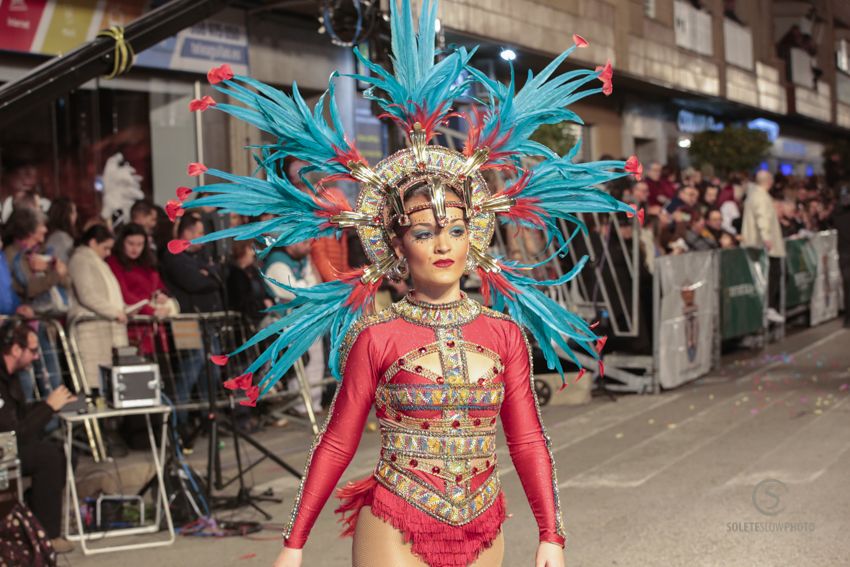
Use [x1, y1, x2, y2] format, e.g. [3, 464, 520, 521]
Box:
[282, 293, 566, 566]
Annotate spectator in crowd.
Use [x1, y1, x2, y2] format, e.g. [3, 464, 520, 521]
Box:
[0, 153, 51, 223]
[3, 208, 70, 399]
[717, 175, 744, 235]
[700, 184, 719, 214]
[227, 240, 272, 328]
[152, 204, 174, 260]
[159, 213, 223, 429]
[777, 199, 804, 238]
[741, 170, 786, 323]
[45, 196, 78, 264]
[107, 223, 178, 355]
[129, 199, 158, 235]
[646, 162, 675, 207]
[704, 208, 737, 249]
[666, 185, 699, 214]
[629, 180, 650, 209]
[68, 225, 129, 390]
[0, 320, 77, 552]
[684, 209, 719, 251]
[264, 240, 324, 416]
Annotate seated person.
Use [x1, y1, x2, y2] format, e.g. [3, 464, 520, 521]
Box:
[0, 320, 77, 553]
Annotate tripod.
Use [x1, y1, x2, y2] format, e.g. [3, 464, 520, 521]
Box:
[194, 312, 302, 520]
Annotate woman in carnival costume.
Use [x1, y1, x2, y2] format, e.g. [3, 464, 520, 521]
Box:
[167, 1, 642, 565]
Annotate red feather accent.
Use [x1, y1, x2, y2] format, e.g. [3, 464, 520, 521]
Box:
[595, 60, 614, 96]
[167, 239, 190, 254]
[330, 141, 368, 169]
[574, 368, 587, 383]
[573, 34, 589, 48]
[207, 64, 234, 85]
[595, 335, 608, 353]
[463, 107, 517, 167]
[379, 101, 459, 142]
[165, 200, 185, 222]
[313, 187, 352, 220]
[223, 373, 253, 391]
[189, 96, 216, 112]
[210, 354, 229, 366]
[187, 162, 208, 177]
[239, 385, 260, 407]
[477, 267, 519, 306]
[176, 186, 193, 202]
[625, 155, 643, 179]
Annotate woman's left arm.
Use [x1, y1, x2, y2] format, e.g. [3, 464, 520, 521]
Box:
[499, 321, 567, 563]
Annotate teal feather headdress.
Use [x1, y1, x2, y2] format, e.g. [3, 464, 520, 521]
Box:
[170, 0, 641, 404]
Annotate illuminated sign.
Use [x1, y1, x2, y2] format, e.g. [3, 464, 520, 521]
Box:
[747, 118, 780, 142]
[677, 110, 724, 133]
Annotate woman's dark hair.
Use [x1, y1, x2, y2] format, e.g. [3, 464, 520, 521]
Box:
[2, 207, 43, 247]
[231, 240, 254, 263]
[46, 196, 78, 239]
[113, 222, 155, 269]
[79, 224, 114, 247]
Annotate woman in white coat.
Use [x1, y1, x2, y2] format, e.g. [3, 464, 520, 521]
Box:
[68, 225, 128, 392]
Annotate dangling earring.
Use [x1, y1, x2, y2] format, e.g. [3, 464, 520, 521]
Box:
[464, 254, 477, 275]
[388, 256, 409, 281]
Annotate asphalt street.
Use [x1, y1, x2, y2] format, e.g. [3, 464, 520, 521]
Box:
[66, 320, 850, 567]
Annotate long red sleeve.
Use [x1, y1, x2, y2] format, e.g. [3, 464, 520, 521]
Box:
[282, 327, 379, 549]
[499, 322, 567, 547]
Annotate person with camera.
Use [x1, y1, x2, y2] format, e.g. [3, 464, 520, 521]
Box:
[0, 320, 76, 552]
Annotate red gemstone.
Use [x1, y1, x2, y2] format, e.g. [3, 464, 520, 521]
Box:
[395, 415, 403, 422]
[398, 358, 405, 366]
[390, 454, 397, 462]
[372, 216, 381, 223]
[452, 420, 461, 428]
[472, 467, 479, 475]
[485, 460, 491, 468]
[409, 459, 418, 467]
[380, 448, 385, 457]
[473, 418, 481, 426]
[418, 347, 427, 354]
[446, 340, 455, 348]
[421, 421, 430, 430]
[415, 365, 423, 373]
[432, 466, 441, 474]
[490, 418, 496, 424]
[436, 377, 444, 384]
[477, 378, 485, 386]
[455, 475, 463, 483]
[476, 345, 484, 352]
[492, 366, 498, 374]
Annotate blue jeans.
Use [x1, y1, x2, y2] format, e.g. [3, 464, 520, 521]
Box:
[174, 334, 221, 425]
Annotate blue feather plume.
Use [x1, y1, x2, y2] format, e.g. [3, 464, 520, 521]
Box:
[227, 278, 367, 397]
[210, 72, 356, 176]
[349, 0, 474, 134]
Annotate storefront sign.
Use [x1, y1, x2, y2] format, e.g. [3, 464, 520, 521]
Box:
[677, 109, 724, 133]
[747, 118, 779, 142]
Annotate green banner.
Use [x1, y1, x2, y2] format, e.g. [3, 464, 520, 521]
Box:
[784, 239, 818, 308]
[720, 248, 767, 339]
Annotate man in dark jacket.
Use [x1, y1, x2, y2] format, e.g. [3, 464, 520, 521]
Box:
[0, 320, 76, 552]
[159, 213, 223, 431]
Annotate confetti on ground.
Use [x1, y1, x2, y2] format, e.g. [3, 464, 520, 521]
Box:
[239, 553, 257, 560]
[814, 409, 823, 415]
[742, 396, 749, 402]
[750, 408, 759, 415]
[648, 418, 655, 424]
[689, 405, 695, 410]
[840, 384, 849, 391]
[615, 432, 624, 439]
[800, 396, 809, 403]
[667, 423, 677, 429]
[709, 394, 715, 400]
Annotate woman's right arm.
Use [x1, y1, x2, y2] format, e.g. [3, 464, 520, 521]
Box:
[275, 325, 380, 563]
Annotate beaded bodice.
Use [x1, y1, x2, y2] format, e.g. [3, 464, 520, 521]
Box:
[371, 294, 505, 525]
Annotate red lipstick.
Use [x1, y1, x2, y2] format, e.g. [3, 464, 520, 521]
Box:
[433, 259, 455, 268]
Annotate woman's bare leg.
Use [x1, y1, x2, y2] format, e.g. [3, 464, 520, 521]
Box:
[352, 507, 504, 567]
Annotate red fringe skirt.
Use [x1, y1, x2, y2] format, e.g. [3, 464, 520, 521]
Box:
[334, 475, 506, 567]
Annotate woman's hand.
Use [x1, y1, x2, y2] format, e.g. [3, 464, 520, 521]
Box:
[535, 541, 565, 567]
[272, 546, 301, 567]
